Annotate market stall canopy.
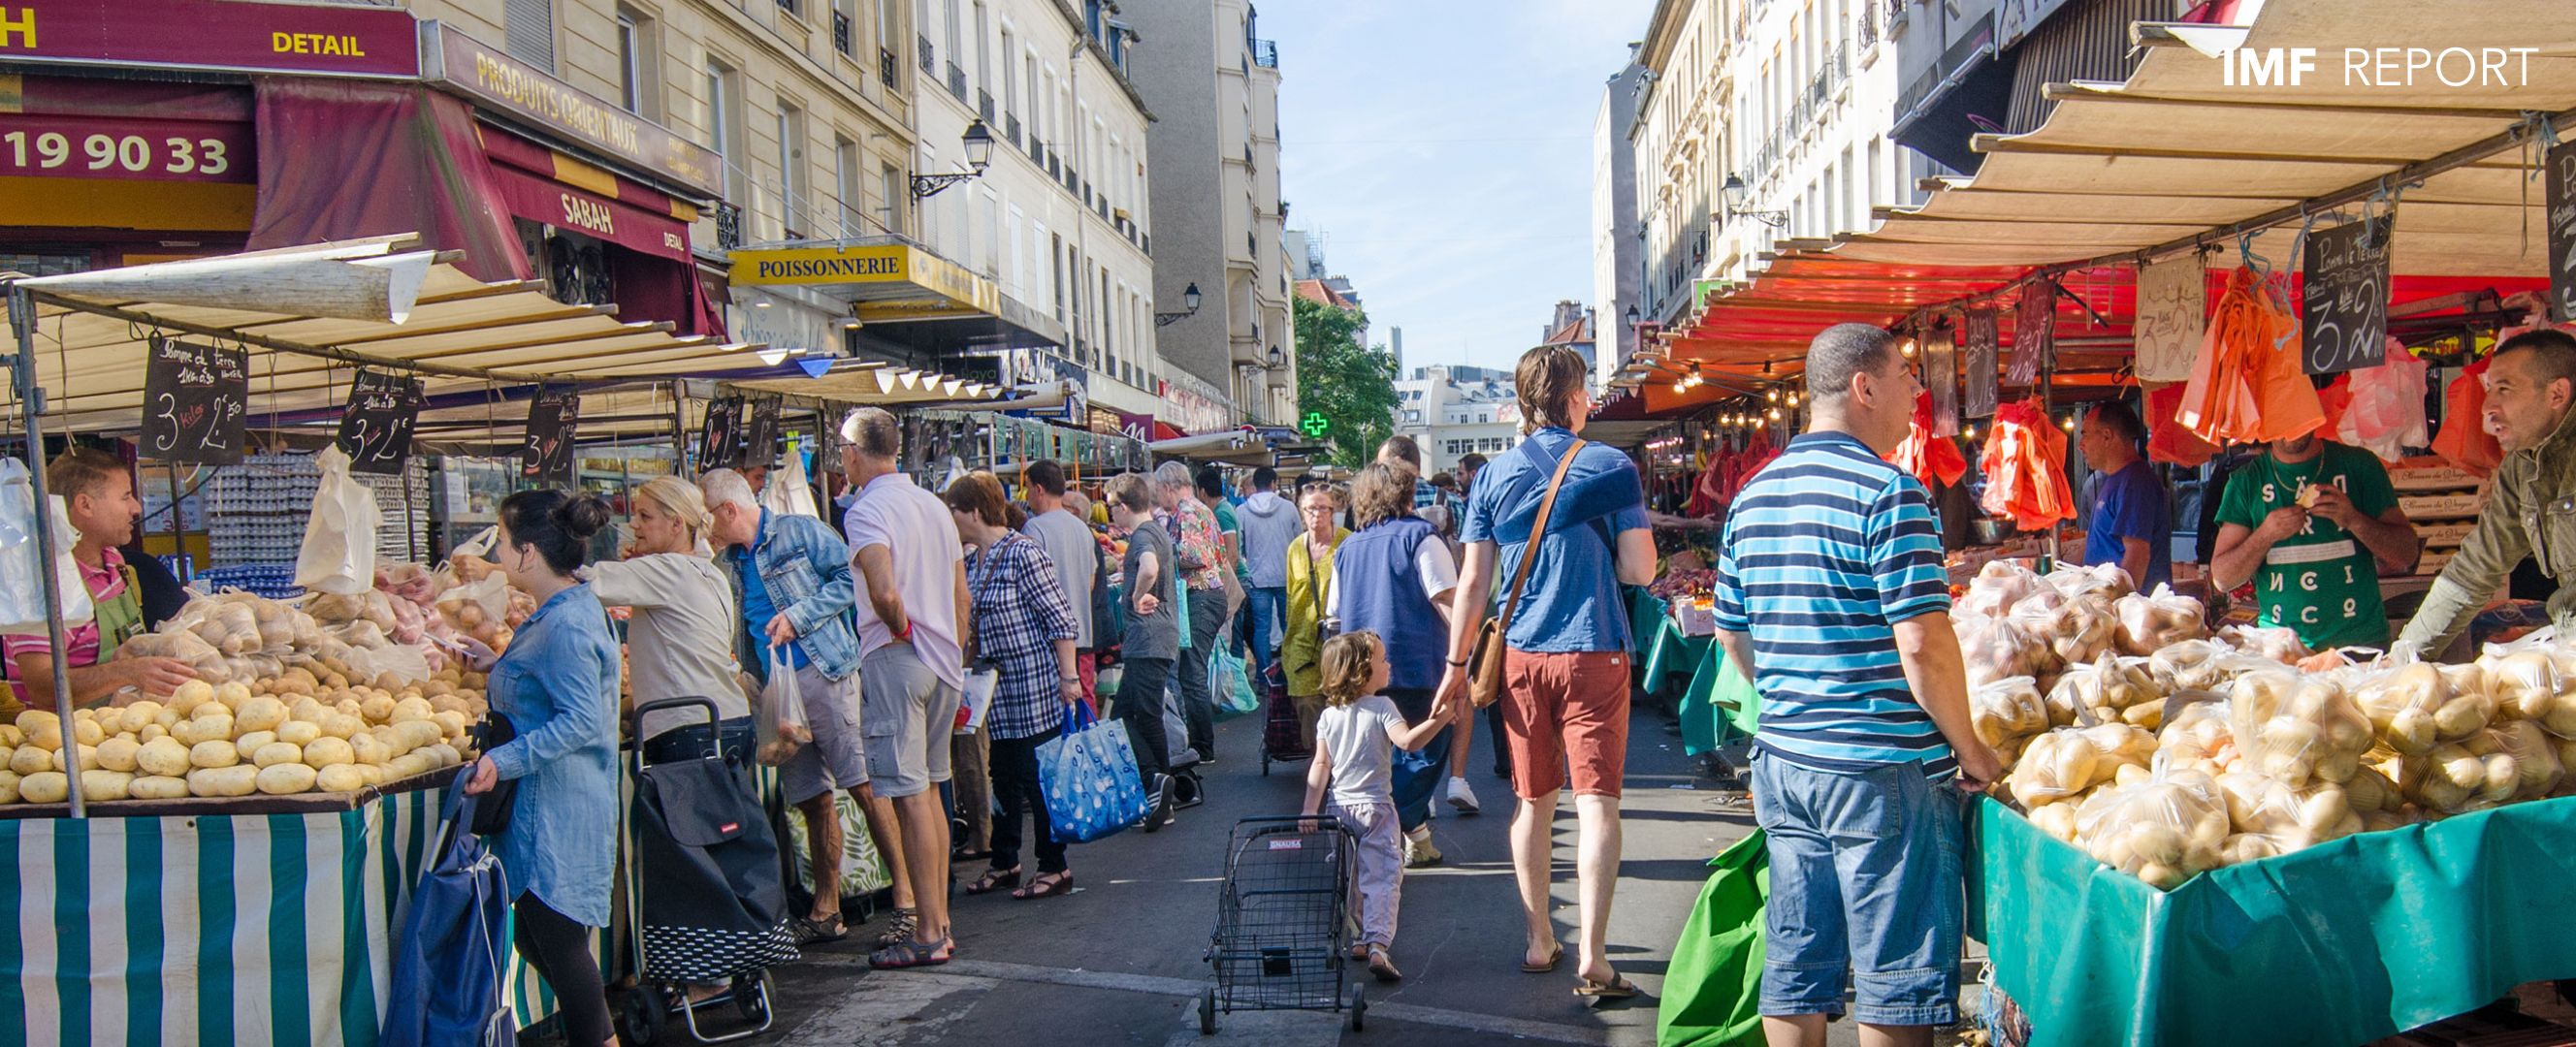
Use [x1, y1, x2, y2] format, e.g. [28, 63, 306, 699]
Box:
[1672, 0, 2576, 378]
[722, 363, 1002, 406]
[0, 236, 767, 435]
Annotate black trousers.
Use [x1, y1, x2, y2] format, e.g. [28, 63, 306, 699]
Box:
[1115, 655, 1174, 780]
[513, 894, 612, 1046]
[989, 727, 1066, 873]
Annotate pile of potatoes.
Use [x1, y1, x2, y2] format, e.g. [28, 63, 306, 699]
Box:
[0, 662, 489, 805]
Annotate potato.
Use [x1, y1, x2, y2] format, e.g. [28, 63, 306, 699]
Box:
[233, 695, 286, 734]
[10, 746, 50, 777]
[185, 765, 257, 798]
[233, 730, 276, 762]
[0, 725, 19, 748]
[356, 763, 386, 787]
[390, 697, 432, 724]
[137, 737, 191, 777]
[333, 698, 362, 718]
[254, 762, 317, 795]
[129, 775, 189, 800]
[302, 737, 354, 769]
[316, 764, 369, 793]
[152, 709, 179, 730]
[287, 697, 328, 724]
[187, 740, 241, 769]
[169, 679, 213, 713]
[72, 717, 103, 747]
[137, 723, 167, 744]
[80, 770, 132, 801]
[430, 710, 467, 740]
[50, 744, 97, 772]
[213, 682, 252, 711]
[94, 736, 141, 773]
[385, 752, 433, 780]
[251, 742, 303, 769]
[172, 714, 231, 747]
[115, 702, 160, 735]
[275, 719, 323, 746]
[423, 743, 461, 768]
[0, 768, 18, 804]
[351, 734, 391, 766]
[19, 771, 67, 803]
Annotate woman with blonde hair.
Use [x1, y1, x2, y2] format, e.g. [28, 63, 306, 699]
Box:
[585, 475, 749, 750]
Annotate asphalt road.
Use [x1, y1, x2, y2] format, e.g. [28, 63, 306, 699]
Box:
[640, 701, 1763, 1047]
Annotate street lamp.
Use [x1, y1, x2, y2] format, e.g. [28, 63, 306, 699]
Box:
[1155, 282, 1203, 327]
[1721, 174, 1789, 228]
[911, 119, 995, 199]
[1266, 345, 1285, 369]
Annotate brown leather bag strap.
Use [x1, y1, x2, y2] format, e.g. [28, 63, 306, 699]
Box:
[1494, 439, 1587, 638]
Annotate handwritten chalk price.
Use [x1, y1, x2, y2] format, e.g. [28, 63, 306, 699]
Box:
[141, 336, 247, 464]
[334, 369, 422, 475]
[2301, 214, 2393, 376]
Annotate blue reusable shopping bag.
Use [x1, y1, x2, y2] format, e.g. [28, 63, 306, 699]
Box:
[381, 770, 515, 1047]
[1211, 646, 1261, 718]
[1037, 700, 1150, 842]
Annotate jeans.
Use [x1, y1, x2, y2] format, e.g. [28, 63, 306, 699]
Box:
[1114, 656, 1174, 781]
[989, 728, 1066, 873]
[1750, 751, 1966, 1026]
[1175, 588, 1227, 759]
[1385, 687, 1452, 833]
[1245, 587, 1286, 685]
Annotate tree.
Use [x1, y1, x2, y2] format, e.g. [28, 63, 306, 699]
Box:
[1294, 296, 1401, 468]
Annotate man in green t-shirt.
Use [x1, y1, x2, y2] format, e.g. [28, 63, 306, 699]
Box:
[2209, 433, 2423, 650]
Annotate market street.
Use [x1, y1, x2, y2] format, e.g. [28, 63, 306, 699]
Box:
[731, 708, 1784, 1047]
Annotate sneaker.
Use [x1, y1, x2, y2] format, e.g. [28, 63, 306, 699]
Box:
[1143, 775, 1175, 833]
[1446, 777, 1482, 815]
[1403, 826, 1443, 868]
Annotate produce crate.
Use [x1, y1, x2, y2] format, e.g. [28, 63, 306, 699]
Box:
[1971, 795, 2576, 1047]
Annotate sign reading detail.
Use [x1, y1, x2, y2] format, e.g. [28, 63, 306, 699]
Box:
[521, 386, 579, 484]
[335, 369, 422, 475]
[2302, 214, 2393, 375]
[142, 336, 247, 464]
[0, 0, 418, 77]
[422, 22, 723, 200]
[2549, 139, 2576, 324]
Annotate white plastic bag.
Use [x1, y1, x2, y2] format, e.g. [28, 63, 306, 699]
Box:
[758, 444, 821, 520]
[755, 645, 813, 766]
[0, 460, 93, 632]
[2336, 342, 2429, 461]
[293, 447, 381, 596]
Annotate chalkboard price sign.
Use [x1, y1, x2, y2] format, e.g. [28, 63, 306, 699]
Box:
[2548, 139, 2576, 324]
[744, 397, 782, 468]
[2302, 214, 2393, 375]
[334, 369, 423, 475]
[141, 336, 248, 464]
[522, 386, 579, 484]
[1963, 307, 2000, 420]
[697, 396, 743, 470]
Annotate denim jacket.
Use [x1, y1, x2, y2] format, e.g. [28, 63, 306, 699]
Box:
[721, 509, 861, 682]
[484, 584, 621, 927]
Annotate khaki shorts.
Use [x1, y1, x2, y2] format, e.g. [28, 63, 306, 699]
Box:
[777, 663, 866, 805]
[860, 644, 962, 799]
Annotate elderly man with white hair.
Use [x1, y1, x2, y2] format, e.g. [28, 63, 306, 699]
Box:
[1153, 460, 1230, 763]
[697, 466, 902, 951]
[837, 407, 971, 969]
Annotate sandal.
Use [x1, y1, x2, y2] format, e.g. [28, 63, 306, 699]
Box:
[1520, 944, 1563, 973]
[789, 912, 846, 945]
[868, 936, 953, 969]
[967, 868, 1022, 896]
[1573, 975, 1641, 1001]
[875, 908, 918, 948]
[1011, 871, 1074, 900]
[1367, 945, 1403, 983]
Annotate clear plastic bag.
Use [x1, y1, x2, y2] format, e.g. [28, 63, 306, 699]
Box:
[2157, 698, 2238, 775]
[2350, 661, 2494, 755]
[2113, 584, 2207, 656]
[2003, 722, 2156, 809]
[2149, 639, 2232, 693]
[2213, 770, 2364, 850]
[1971, 676, 2050, 761]
[2076, 759, 2230, 889]
[2049, 651, 2165, 729]
[2335, 342, 2430, 461]
[2218, 623, 2309, 665]
[0, 462, 92, 632]
[1959, 613, 2049, 686]
[1957, 560, 2045, 619]
[2045, 562, 2137, 602]
[2045, 594, 2120, 669]
[755, 645, 813, 767]
[2478, 644, 2576, 738]
[2226, 672, 2373, 787]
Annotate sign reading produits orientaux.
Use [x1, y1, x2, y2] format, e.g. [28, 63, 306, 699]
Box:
[0, 0, 419, 77]
[419, 21, 722, 200]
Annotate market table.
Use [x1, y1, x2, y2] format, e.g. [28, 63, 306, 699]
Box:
[1971, 794, 2576, 1047]
[1633, 589, 1715, 696]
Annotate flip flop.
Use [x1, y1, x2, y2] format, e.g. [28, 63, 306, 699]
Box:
[1520, 944, 1563, 973]
[1573, 976, 1641, 1001]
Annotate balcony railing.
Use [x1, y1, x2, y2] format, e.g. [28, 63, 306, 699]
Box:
[1006, 113, 1022, 148]
[715, 202, 744, 251]
[1251, 39, 1278, 68]
[881, 48, 897, 88]
[1857, 3, 1879, 49]
[946, 62, 966, 101]
[831, 10, 852, 55]
[978, 89, 995, 122]
[918, 35, 935, 75]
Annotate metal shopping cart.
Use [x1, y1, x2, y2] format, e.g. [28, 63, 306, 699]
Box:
[1199, 815, 1365, 1034]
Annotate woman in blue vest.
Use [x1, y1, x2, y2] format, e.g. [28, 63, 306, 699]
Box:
[1325, 461, 1462, 868]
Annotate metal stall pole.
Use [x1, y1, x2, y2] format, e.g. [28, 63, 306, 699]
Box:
[10, 284, 83, 816]
[167, 461, 185, 583]
[668, 378, 688, 477]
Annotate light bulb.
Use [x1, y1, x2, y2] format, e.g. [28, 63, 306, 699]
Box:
[2062, 416, 2077, 430]
[1787, 391, 1800, 407]
[1768, 407, 1784, 422]
[1965, 425, 1979, 440]
[1901, 339, 1917, 358]
[1766, 388, 1780, 403]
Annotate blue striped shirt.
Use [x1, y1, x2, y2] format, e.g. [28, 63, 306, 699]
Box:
[1712, 430, 1956, 777]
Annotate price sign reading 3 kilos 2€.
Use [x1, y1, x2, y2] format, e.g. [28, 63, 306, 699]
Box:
[142, 336, 248, 464]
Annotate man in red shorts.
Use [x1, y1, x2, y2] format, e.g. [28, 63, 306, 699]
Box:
[1437, 344, 1657, 999]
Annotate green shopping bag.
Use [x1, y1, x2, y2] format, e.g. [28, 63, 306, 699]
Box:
[1656, 829, 1769, 1047]
[1678, 642, 1761, 756]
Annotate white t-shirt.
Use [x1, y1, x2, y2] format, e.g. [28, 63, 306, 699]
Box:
[844, 472, 967, 692]
[1323, 535, 1458, 619]
[1316, 694, 1407, 807]
[1020, 508, 1097, 648]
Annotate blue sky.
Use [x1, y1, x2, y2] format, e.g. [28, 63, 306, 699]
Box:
[1269, 0, 1657, 375]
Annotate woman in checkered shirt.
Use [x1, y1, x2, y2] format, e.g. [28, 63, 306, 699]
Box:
[944, 472, 1084, 901]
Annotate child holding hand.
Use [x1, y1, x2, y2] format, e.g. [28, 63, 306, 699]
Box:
[1301, 630, 1458, 982]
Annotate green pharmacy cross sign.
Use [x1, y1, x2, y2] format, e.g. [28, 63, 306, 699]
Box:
[1301, 411, 1331, 437]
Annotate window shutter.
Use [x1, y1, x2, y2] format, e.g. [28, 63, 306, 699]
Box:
[504, 0, 558, 71]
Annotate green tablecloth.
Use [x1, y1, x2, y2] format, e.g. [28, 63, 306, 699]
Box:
[1627, 590, 1757, 757]
[1973, 794, 2576, 1047]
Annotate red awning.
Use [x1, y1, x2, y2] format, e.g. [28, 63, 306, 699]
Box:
[479, 129, 692, 263]
[244, 78, 529, 282]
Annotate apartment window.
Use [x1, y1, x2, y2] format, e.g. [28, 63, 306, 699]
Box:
[981, 187, 999, 276]
[1050, 234, 1066, 322]
[614, 12, 648, 113]
[706, 62, 742, 200]
[943, 0, 962, 68]
[1100, 270, 1113, 362]
[880, 0, 901, 54]
[1024, 54, 1040, 140]
[1000, 29, 1017, 119]
[504, 0, 556, 71]
[776, 103, 807, 237]
[834, 136, 861, 235]
[973, 2, 991, 95]
[879, 162, 902, 235]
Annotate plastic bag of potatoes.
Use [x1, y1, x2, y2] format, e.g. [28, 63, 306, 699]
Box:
[2003, 722, 2157, 808]
[2076, 761, 2230, 890]
[1970, 676, 2050, 762]
[2113, 585, 2207, 656]
[2050, 652, 2166, 729]
[2226, 671, 2373, 788]
[2349, 661, 2494, 756]
[1959, 614, 2050, 687]
[2480, 645, 2576, 739]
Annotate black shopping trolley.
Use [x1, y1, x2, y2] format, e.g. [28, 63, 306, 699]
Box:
[1199, 815, 1365, 1034]
[618, 698, 798, 1045]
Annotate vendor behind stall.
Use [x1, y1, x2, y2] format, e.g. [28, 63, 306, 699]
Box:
[2, 448, 192, 711]
[2208, 433, 2420, 650]
[2077, 401, 2171, 589]
[2400, 329, 2576, 652]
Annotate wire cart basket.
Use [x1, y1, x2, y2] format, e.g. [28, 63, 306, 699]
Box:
[1200, 815, 1367, 1033]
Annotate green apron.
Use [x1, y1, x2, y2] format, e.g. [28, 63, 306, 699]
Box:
[89, 564, 145, 663]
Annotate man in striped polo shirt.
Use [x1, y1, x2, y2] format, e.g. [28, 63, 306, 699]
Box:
[1712, 323, 2001, 1046]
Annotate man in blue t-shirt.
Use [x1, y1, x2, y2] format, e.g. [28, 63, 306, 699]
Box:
[1438, 345, 1656, 997]
[2078, 399, 2171, 590]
